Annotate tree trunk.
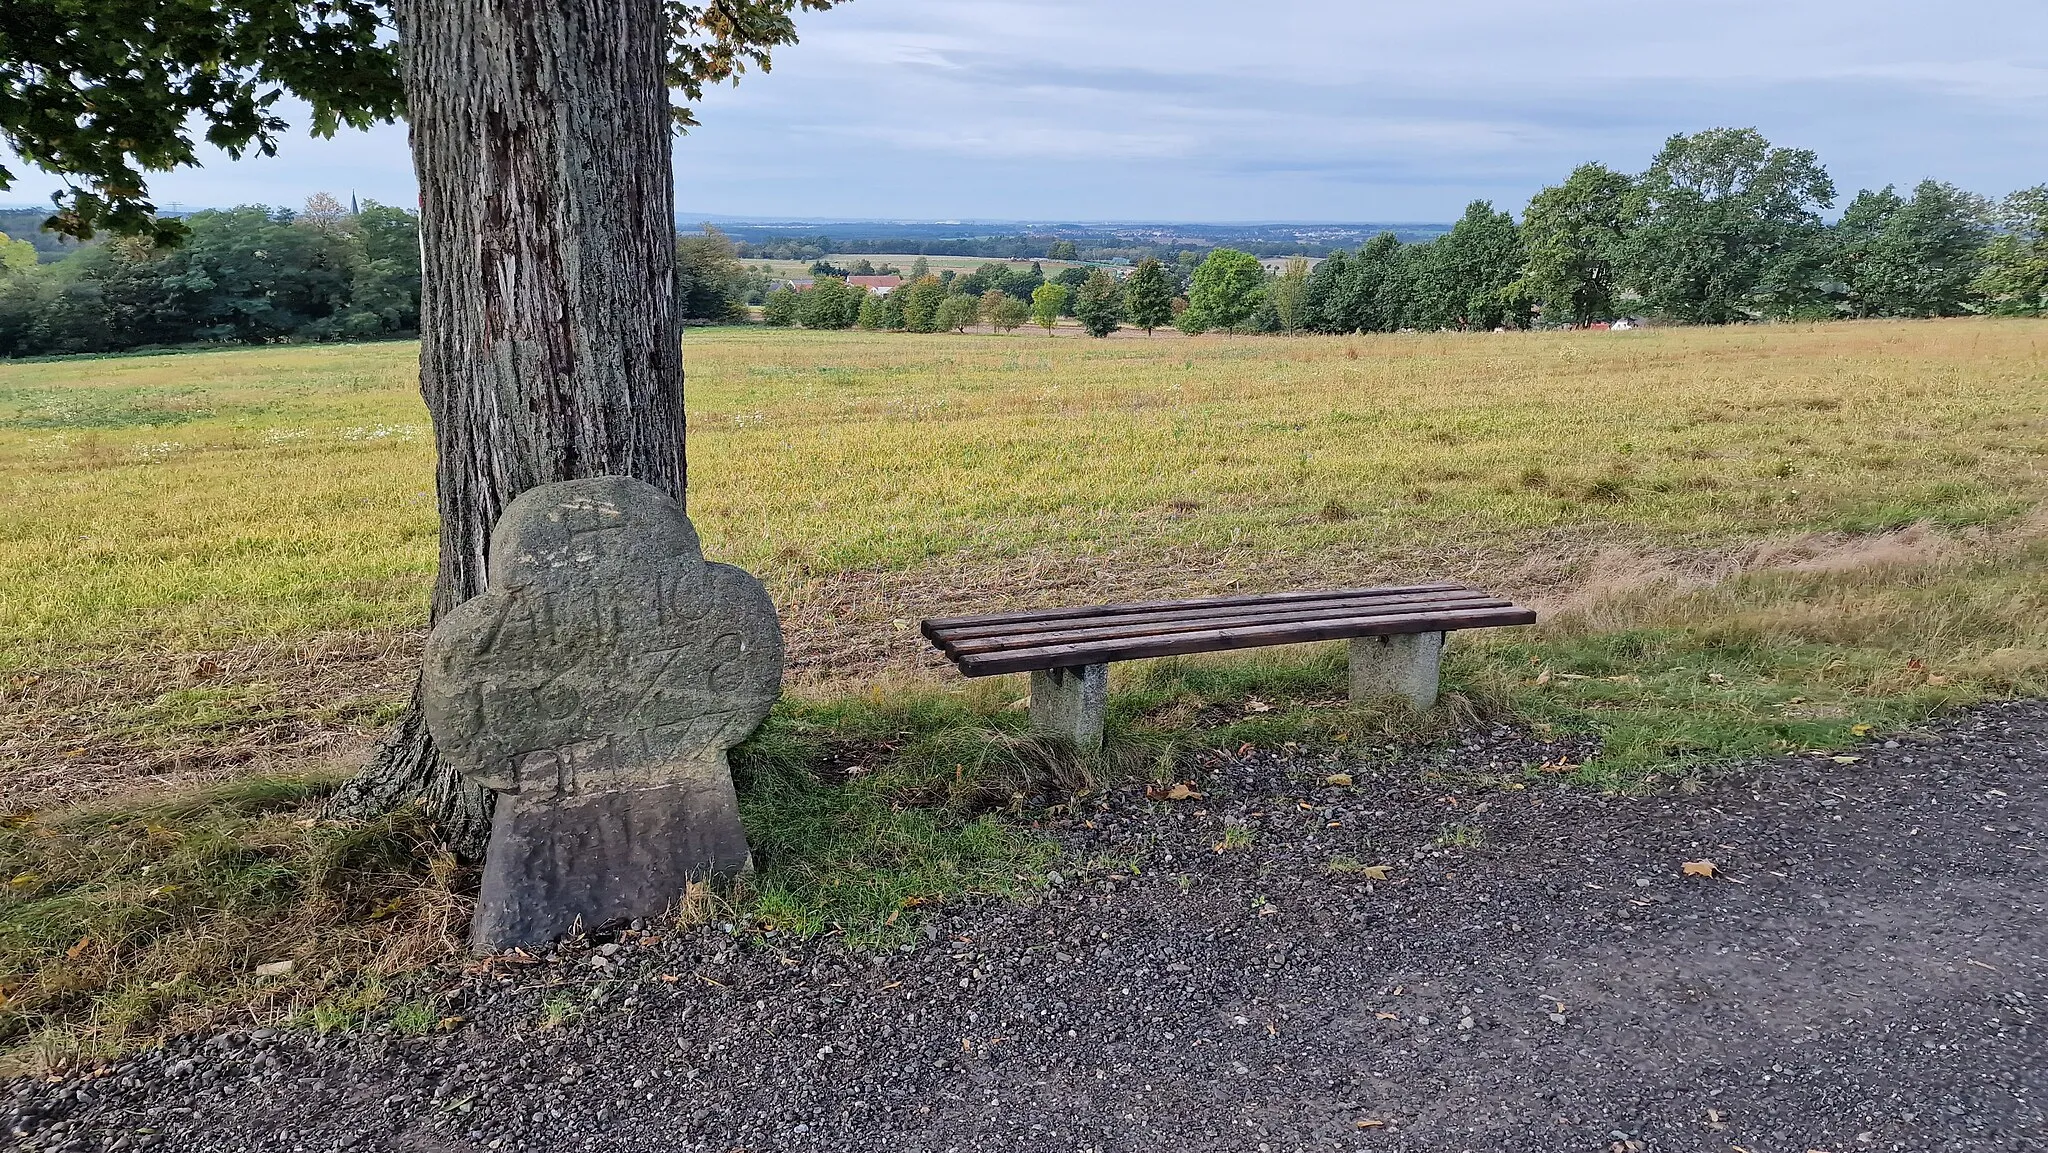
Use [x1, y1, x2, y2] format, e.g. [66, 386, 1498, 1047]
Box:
[327, 0, 685, 856]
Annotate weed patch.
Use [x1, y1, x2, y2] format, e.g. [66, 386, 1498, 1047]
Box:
[0, 774, 467, 1073]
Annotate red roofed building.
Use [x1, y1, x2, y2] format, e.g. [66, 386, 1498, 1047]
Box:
[847, 274, 903, 296]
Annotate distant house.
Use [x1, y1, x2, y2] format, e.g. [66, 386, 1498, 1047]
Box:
[774, 278, 816, 292]
[847, 274, 902, 296]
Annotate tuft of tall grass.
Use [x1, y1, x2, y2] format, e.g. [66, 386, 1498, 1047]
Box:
[0, 774, 468, 1073]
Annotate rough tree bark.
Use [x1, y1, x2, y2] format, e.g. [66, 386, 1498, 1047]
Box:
[327, 0, 687, 855]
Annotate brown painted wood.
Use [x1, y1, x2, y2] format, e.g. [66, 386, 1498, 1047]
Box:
[929, 586, 1497, 645]
[960, 606, 1537, 675]
[949, 604, 1537, 676]
[935, 592, 1514, 656]
[921, 582, 1467, 634]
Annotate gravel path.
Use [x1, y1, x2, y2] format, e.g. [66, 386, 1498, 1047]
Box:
[11, 702, 2046, 1153]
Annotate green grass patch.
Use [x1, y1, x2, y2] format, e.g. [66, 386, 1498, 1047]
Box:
[0, 774, 467, 1073]
[5, 532, 2040, 1069]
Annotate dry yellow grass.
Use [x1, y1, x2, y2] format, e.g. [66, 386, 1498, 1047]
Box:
[2, 320, 2042, 675]
[2, 318, 2044, 804]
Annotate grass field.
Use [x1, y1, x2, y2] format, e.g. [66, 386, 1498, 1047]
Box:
[6, 321, 2043, 674]
[3, 319, 2046, 1067]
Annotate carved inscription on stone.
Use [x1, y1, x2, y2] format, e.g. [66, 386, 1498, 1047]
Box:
[420, 476, 783, 952]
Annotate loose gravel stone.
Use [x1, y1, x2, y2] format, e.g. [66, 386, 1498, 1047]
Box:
[5, 703, 2044, 1151]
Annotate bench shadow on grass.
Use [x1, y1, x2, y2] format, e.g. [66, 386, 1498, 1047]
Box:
[4, 534, 2043, 1070]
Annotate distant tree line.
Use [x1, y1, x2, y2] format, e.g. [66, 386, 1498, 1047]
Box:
[1257, 128, 2047, 335]
[719, 128, 2048, 341]
[5, 126, 2038, 357]
[0, 196, 421, 356]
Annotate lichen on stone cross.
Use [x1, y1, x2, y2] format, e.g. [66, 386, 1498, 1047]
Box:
[421, 476, 783, 953]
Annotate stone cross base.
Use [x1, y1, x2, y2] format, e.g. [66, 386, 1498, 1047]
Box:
[471, 762, 752, 954]
[1348, 631, 1445, 709]
[1029, 664, 1109, 750]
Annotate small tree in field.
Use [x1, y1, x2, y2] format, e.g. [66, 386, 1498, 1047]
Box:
[936, 293, 980, 333]
[1031, 282, 1069, 333]
[856, 292, 887, 330]
[1122, 258, 1174, 333]
[1075, 269, 1123, 337]
[899, 276, 946, 333]
[799, 276, 862, 329]
[762, 287, 801, 326]
[1178, 249, 1266, 333]
[984, 291, 1029, 332]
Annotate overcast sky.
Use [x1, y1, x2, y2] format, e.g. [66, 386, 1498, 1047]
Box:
[7, 0, 2046, 222]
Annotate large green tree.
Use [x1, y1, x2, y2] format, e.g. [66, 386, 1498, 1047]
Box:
[1, 0, 853, 850]
[1122, 257, 1174, 334]
[1970, 186, 2048, 317]
[1267, 258, 1311, 332]
[1074, 269, 1123, 337]
[1521, 162, 1633, 327]
[1177, 248, 1265, 334]
[1616, 127, 1835, 324]
[1828, 181, 1991, 319]
[1030, 282, 1068, 333]
[676, 226, 747, 322]
[899, 275, 947, 333]
[1411, 200, 1528, 330]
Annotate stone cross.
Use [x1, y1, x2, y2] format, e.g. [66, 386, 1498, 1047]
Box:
[421, 476, 783, 953]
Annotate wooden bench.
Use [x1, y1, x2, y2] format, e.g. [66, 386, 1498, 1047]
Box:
[921, 582, 1536, 747]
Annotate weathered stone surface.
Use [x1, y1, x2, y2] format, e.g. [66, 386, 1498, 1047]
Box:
[421, 476, 782, 953]
[1348, 631, 1444, 709]
[1029, 664, 1109, 749]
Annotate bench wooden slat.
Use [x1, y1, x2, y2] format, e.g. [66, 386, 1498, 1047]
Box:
[951, 604, 1538, 676]
[920, 582, 1469, 633]
[935, 591, 1515, 656]
[928, 586, 1499, 645]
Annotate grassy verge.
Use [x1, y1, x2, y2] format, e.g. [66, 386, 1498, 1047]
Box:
[6, 533, 2041, 1071]
[0, 776, 466, 1073]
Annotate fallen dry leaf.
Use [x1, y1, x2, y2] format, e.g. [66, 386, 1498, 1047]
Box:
[1324, 773, 1353, 787]
[1681, 859, 1718, 878]
[1147, 782, 1203, 801]
[1360, 864, 1391, 881]
[1244, 698, 1274, 714]
[65, 935, 92, 960]
[1832, 755, 1861, 764]
[1850, 722, 1874, 737]
[1355, 1119, 1386, 1129]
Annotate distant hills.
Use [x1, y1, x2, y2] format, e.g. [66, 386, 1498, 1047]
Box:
[679, 215, 1451, 259]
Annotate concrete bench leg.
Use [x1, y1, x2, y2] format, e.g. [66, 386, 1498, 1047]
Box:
[1030, 664, 1109, 749]
[1349, 632, 1444, 709]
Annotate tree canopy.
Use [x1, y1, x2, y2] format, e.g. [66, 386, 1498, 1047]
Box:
[1121, 258, 1174, 334]
[1178, 249, 1266, 334]
[0, 0, 850, 241]
[1521, 162, 1632, 327]
[1617, 128, 1836, 324]
[1074, 269, 1123, 337]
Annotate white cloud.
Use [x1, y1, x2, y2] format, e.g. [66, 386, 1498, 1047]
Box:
[5, 0, 2044, 220]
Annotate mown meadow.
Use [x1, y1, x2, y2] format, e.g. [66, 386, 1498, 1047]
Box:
[2, 319, 2045, 1067]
